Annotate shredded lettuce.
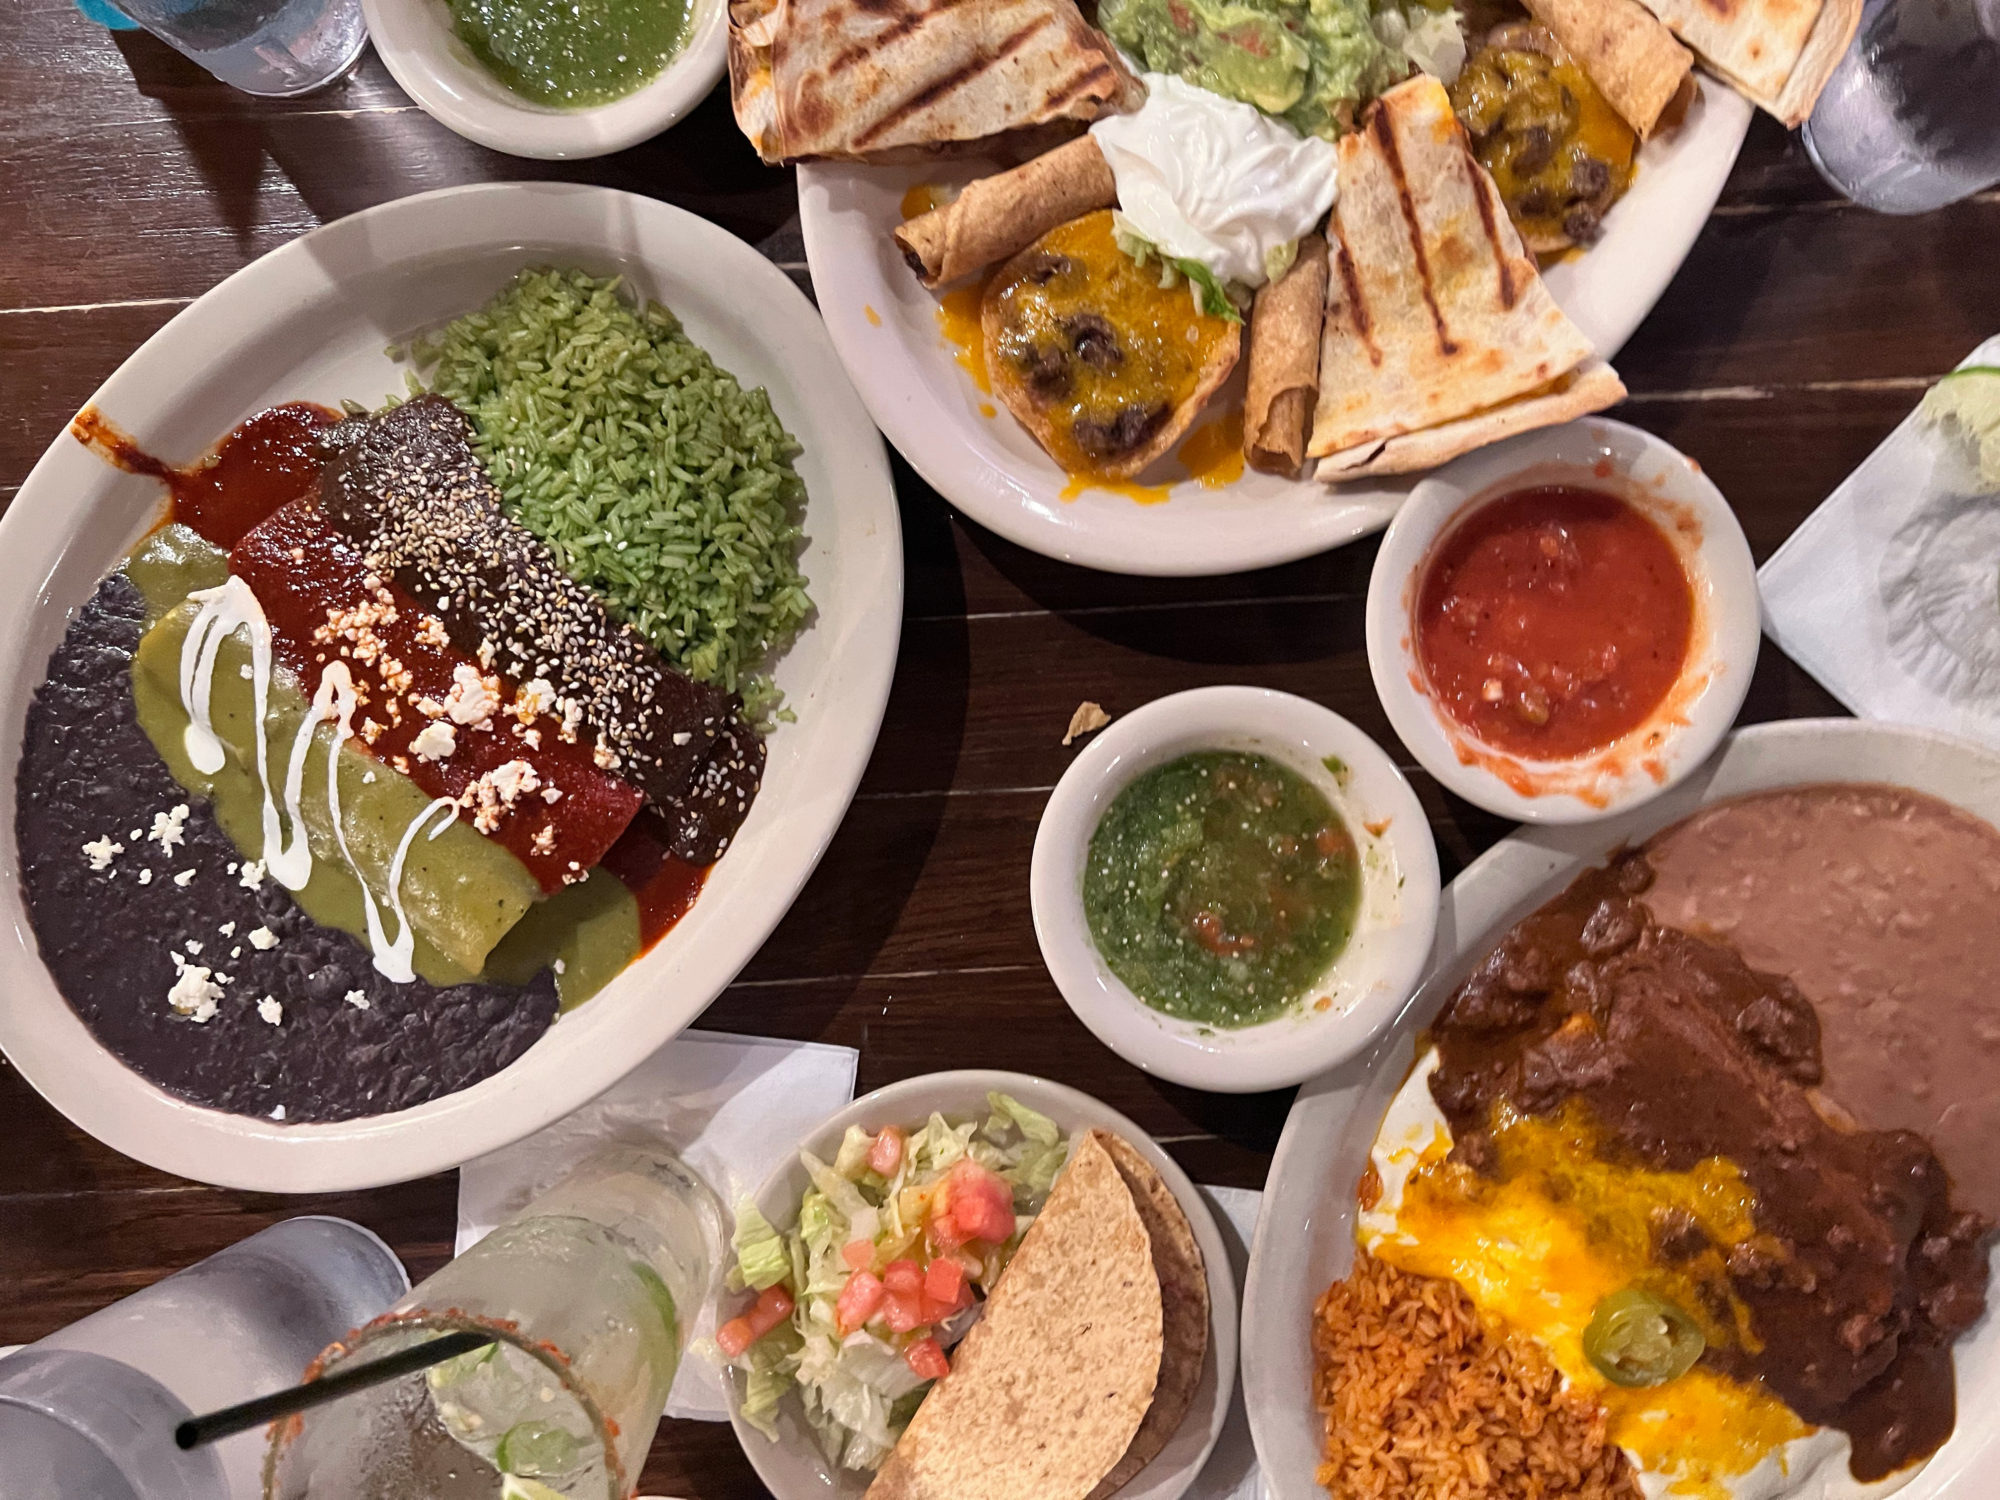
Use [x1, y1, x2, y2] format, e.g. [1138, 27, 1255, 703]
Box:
[728, 1101, 1078, 1473]
[1109, 214, 1247, 323]
[732, 1201, 793, 1292]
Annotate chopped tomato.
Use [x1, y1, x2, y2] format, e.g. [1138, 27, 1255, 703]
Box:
[1230, 23, 1271, 56]
[867, 1126, 906, 1177]
[881, 1290, 928, 1334]
[716, 1316, 757, 1359]
[841, 1238, 875, 1272]
[924, 1255, 967, 1307]
[1167, 0, 1193, 31]
[882, 1259, 925, 1296]
[718, 1284, 794, 1358]
[941, 1160, 1017, 1246]
[905, 1337, 950, 1382]
[836, 1271, 886, 1335]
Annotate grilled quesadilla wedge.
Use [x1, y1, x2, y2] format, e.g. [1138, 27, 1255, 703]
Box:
[1633, 0, 1859, 124]
[728, 0, 1143, 165]
[984, 210, 1241, 482]
[1307, 76, 1623, 478]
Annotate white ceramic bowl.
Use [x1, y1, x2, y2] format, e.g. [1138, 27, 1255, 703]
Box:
[363, 0, 727, 159]
[1365, 418, 1760, 824]
[1030, 688, 1441, 1094]
[723, 1070, 1238, 1500]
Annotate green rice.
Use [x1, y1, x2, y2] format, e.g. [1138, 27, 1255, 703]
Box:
[407, 267, 812, 722]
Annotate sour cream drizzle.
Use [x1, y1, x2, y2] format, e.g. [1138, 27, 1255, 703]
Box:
[177, 592, 460, 984]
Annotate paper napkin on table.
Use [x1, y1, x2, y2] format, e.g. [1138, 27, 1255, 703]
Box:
[1761, 334, 2000, 743]
[455, 1029, 859, 1422]
[1191, 1184, 1265, 1500]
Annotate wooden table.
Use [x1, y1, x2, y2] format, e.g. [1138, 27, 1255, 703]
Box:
[2, 8, 1996, 1493]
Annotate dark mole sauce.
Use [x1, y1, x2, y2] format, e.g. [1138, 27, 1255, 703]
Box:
[73, 402, 339, 548]
[71, 403, 712, 947]
[1428, 855, 1991, 1480]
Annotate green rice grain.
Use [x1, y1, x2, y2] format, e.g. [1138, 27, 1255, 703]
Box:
[408, 267, 811, 723]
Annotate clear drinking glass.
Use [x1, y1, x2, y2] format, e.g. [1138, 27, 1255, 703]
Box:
[109, 0, 369, 97]
[266, 1143, 722, 1500]
[0, 1216, 410, 1500]
[1800, 0, 2000, 214]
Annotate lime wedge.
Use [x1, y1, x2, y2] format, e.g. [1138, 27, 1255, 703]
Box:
[500, 1477, 566, 1500]
[1920, 366, 2000, 489]
[494, 1420, 581, 1477]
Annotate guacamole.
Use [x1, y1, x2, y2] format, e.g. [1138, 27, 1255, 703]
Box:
[1099, 0, 1416, 136]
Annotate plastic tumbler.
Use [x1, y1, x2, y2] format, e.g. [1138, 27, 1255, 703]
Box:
[0, 1216, 410, 1500]
[266, 1142, 723, 1500]
[108, 0, 369, 96]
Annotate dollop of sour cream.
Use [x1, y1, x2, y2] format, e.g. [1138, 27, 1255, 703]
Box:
[1089, 73, 1340, 289]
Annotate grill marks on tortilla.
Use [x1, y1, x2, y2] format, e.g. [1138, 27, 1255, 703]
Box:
[852, 11, 1057, 148]
[1469, 159, 1521, 310]
[1371, 105, 1459, 359]
[1329, 237, 1382, 367]
[822, 0, 970, 78]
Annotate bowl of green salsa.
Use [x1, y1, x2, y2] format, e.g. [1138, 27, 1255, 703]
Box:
[1032, 687, 1440, 1093]
[365, 0, 725, 158]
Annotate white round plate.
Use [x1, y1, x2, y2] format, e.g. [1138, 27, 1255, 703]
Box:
[724, 1070, 1238, 1500]
[798, 79, 1752, 576]
[1239, 719, 2000, 1500]
[1366, 417, 1762, 823]
[364, 0, 727, 159]
[0, 183, 901, 1193]
[1030, 687, 1440, 1093]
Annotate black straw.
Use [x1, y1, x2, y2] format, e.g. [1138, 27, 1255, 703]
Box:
[173, 1329, 495, 1449]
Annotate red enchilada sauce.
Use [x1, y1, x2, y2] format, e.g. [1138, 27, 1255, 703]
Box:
[1415, 487, 1693, 759]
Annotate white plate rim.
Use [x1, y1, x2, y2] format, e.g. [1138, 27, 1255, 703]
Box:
[722, 1069, 1239, 1500]
[796, 80, 1753, 577]
[0, 182, 902, 1193]
[1239, 717, 2000, 1500]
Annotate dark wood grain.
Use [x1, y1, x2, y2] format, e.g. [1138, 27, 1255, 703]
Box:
[0, 7, 1986, 1495]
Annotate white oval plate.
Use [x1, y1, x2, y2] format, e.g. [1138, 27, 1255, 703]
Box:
[1239, 719, 2000, 1500]
[724, 1070, 1237, 1500]
[364, 0, 727, 160]
[1030, 687, 1439, 1094]
[0, 183, 902, 1193]
[798, 80, 1752, 577]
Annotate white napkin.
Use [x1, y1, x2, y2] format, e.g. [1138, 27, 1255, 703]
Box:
[1761, 334, 2000, 742]
[454, 1029, 859, 1422]
[1190, 1184, 1265, 1500]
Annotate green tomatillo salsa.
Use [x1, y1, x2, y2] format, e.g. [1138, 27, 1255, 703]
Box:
[445, 0, 690, 108]
[1082, 750, 1363, 1028]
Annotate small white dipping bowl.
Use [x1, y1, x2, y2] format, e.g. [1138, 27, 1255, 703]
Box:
[723, 1070, 1237, 1500]
[1366, 418, 1761, 825]
[364, 0, 726, 159]
[1031, 687, 1441, 1095]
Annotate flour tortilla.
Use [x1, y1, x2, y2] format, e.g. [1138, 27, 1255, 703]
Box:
[1633, 0, 1859, 124]
[1088, 1135, 1211, 1500]
[1521, 0, 1694, 137]
[894, 137, 1119, 287]
[1245, 235, 1330, 476]
[1307, 77, 1609, 469]
[727, 0, 1142, 165]
[863, 1129, 1164, 1500]
[1317, 360, 1626, 478]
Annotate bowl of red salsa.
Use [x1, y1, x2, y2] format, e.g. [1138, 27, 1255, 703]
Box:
[1366, 418, 1759, 823]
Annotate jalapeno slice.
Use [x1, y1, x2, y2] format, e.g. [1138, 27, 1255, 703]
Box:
[1583, 1287, 1705, 1387]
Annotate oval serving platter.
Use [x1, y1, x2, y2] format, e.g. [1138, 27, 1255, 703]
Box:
[798, 81, 1752, 577]
[0, 183, 902, 1194]
[1240, 718, 2000, 1500]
